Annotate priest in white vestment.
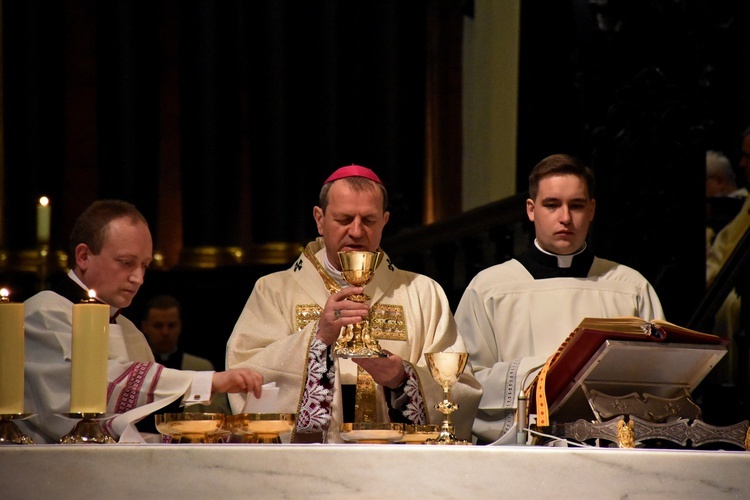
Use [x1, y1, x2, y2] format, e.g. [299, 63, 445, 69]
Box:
[227, 165, 482, 443]
[455, 154, 664, 444]
[22, 200, 263, 443]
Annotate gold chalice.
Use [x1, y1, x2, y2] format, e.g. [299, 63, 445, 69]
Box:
[424, 352, 470, 445]
[334, 251, 385, 358]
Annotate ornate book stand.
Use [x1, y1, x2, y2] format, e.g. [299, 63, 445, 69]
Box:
[537, 340, 750, 449]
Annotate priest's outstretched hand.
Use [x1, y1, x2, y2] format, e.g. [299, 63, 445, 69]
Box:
[212, 369, 264, 398]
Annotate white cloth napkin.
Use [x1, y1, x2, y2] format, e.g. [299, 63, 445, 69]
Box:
[241, 382, 280, 413]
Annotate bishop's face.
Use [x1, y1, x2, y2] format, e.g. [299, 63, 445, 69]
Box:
[313, 180, 389, 270]
[75, 217, 153, 308]
[526, 174, 595, 255]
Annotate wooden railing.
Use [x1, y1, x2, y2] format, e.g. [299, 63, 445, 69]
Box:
[383, 193, 531, 310]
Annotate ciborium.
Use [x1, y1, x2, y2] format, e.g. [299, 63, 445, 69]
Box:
[424, 352, 470, 445]
[334, 251, 385, 358]
[154, 413, 226, 444]
[227, 413, 296, 444]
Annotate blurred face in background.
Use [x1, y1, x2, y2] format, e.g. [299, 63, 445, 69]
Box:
[141, 307, 182, 354]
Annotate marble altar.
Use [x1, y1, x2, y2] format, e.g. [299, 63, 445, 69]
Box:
[1, 444, 748, 499]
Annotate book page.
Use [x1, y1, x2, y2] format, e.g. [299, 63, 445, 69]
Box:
[576, 317, 652, 336]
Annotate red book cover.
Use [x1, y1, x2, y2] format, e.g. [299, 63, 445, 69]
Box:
[529, 317, 725, 418]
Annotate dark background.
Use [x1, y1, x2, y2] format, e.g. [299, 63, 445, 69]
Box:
[2, 1, 750, 410]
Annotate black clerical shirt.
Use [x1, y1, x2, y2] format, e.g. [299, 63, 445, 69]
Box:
[516, 244, 595, 279]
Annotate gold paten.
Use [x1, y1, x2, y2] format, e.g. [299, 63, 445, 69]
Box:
[340, 422, 404, 444]
[396, 424, 440, 444]
[154, 413, 226, 443]
[334, 251, 386, 358]
[425, 352, 471, 445]
[227, 413, 296, 444]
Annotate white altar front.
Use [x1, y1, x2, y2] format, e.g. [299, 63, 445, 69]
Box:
[1, 444, 748, 499]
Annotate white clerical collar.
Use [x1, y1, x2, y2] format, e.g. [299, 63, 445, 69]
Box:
[323, 255, 349, 287]
[67, 269, 121, 318]
[533, 239, 587, 269]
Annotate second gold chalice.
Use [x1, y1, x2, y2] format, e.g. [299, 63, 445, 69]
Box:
[424, 352, 470, 445]
[334, 251, 385, 358]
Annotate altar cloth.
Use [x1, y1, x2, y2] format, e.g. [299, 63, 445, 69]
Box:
[1, 443, 748, 499]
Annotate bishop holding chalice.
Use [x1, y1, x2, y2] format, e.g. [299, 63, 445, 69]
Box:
[226, 165, 481, 443]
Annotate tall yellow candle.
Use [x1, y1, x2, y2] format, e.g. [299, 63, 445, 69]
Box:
[0, 289, 25, 415]
[37, 196, 51, 244]
[70, 290, 109, 414]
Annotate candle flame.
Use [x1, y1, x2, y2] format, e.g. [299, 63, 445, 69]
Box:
[39, 196, 50, 207]
[88, 289, 97, 299]
[0, 288, 9, 299]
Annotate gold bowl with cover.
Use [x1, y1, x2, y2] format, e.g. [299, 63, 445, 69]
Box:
[154, 413, 226, 443]
[227, 413, 296, 443]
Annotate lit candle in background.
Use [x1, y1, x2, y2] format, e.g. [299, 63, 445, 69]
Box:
[0, 288, 25, 415]
[70, 290, 109, 414]
[37, 196, 51, 244]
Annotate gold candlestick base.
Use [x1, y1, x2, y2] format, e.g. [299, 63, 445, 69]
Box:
[0, 414, 35, 445]
[59, 413, 115, 444]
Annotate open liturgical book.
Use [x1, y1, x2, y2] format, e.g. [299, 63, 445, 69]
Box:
[529, 317, 726, 427]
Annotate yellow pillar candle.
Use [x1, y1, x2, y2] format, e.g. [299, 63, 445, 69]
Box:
[70, 291, 109, 414]
[0, 289, 25, 415]
[37, 196, 51, 244]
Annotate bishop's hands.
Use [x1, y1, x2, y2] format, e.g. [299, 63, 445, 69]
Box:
[354, 351, 407, 389]
[212, 368, 264, 398]
[315, 287, 369, 346]
[315, 288, 407, 389]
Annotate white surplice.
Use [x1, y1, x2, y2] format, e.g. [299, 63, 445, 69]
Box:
[455, 256, 664, 443]
[21, 274, 213, 444]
